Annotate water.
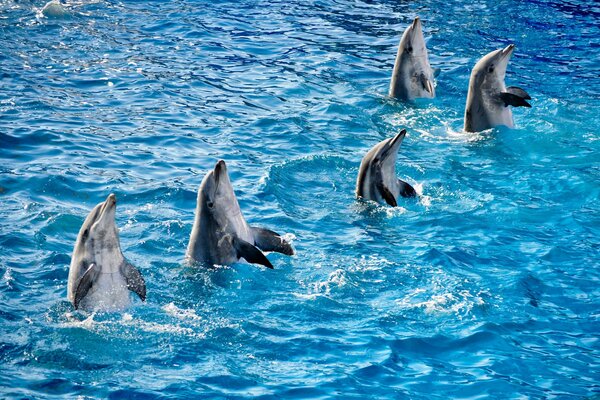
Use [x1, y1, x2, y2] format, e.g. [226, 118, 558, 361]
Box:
[1, 0, 599, 398]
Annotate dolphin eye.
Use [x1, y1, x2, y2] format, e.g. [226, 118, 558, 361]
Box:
[82, 229, 89, 240]
[406, 46, 413, 53]
[207, 201, 214, 209]
[488, 65, 495, 73]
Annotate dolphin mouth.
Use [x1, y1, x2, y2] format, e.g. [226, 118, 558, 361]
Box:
[213, 160, 226, 197]
[501, 44, 515, 59]
[93, 193, 117, 227]
[412, 16, 421, 30]
[381, 129, 407, 160]
[101, 193, 117, 213]
[389, 130, 407, 149]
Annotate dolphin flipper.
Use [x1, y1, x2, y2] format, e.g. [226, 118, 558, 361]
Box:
[233, 237, 274, 269]
[121, 261, 146, 302]
[251, 227, 294, 255]
[74, 263, 100, 309]
[398, 179, 418, 198]
[499, 86, 531, 108]
[419, 72, 434, 95]
[506, 86, 531, 100]
[375, 180, 398, 207]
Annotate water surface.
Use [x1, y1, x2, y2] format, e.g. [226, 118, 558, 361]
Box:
[1, 0, 599, 398]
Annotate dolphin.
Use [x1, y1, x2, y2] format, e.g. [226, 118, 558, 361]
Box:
[389, 17, 436, 100]
[41, 0, 68, 18]
[67, 194, 146, 311]
[356, 130, 417, 206]
[464, 44, 532, 132]
[186, 160, 294, 268]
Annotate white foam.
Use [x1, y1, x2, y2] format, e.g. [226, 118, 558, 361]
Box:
[3, 268, 14, 288]
[384, 205, 407, 217]
[396, 287, 488, 319]
[281, 232, 297, 243]
[162, 302, 203, 322]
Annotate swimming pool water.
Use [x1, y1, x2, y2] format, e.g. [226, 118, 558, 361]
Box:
[1, 0, 599, 398]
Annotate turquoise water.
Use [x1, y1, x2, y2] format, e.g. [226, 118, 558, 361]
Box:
[1, 0, 599, 398]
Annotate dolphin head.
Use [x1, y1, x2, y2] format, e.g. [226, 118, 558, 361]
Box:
[74, 194, 121, 266]
[371, 130, 406, 173]
[469, 44, 514, 97]
[356, 130, 407, 201]
[197, 160, 243, 225]
[399, 17, 428, 62]
[390, 17, 435, 99]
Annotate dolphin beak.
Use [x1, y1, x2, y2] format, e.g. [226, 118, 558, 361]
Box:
[501, 44, 515, 59]
[101, 194, 116, 213]
[390, 129, 407, 148]
[96, 193, 117, 225]
[214, 160, 227, 177]
[381, 129, 407, 159]
[213, 160, 226, 192]
[412, 16, 421, 30]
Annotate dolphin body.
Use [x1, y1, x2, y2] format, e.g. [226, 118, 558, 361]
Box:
[186, 160, 294, 269]
[389, 17, 436, 101]
[464, 44, 532, 132]
[41, 0, 68, 18]
[67, 194, 146, 311]
[356, 130, 417, 207]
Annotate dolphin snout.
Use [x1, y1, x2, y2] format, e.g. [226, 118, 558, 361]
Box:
[391, 129, 407, 147]
[214, 160, 226, 174]
[412, 16, 421, 29]
[502, 44, 515, 57]
[107, 193, 117, 205]
[213, 160, 227, 191]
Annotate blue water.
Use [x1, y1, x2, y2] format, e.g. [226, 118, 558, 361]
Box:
[1, 0, 599, 398]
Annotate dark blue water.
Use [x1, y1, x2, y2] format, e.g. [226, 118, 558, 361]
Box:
[1, 0, 599, 398]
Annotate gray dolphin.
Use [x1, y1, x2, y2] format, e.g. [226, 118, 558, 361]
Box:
[356, 130, 417, 206]
[41, 0, 68, 18]
[67, 194, 146, 311]
[464, 44, 532, 132]
[389, 17, 435, 101]
[186, 160, 294, 269]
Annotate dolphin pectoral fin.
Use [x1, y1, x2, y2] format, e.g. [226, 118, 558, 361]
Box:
[74, 263, 100, 310]
[251, 227, 295, 255]
[233, 237, 274, 269]
[375, 181, 398, 207]
[506, 86, 531, 100]
[419, 73, 434, 94]
[121, 261, 146, 302]
[398, 179, 418, 198]
[499, 86, 532, 108]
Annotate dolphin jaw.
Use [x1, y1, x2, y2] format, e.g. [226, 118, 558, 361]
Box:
[378, 130, 407, 164]
[495, 46, 514, 78]
[212, 160, 229, 202]
[389, 130, 407, 150]
[496, 44, 515, 71]
[412, 17, 421, 31]
[94, 194, 117, 227]
[214, 160, 226, 175]
[502, 44, 515, 58]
